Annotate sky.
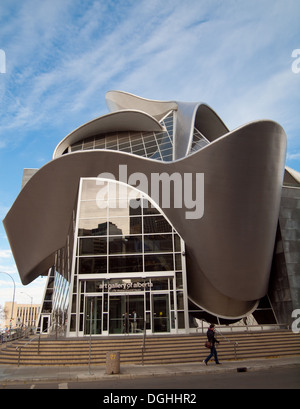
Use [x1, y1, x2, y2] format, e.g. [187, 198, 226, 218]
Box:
[0, 0, 299, 320]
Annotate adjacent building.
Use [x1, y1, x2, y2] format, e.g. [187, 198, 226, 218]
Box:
[3, 91, 299, 336]
[2, 302, 40, 330]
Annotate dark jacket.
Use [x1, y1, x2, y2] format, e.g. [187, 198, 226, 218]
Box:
[207, 329, 219, 345]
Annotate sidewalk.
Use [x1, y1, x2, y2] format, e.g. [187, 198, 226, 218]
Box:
[0, 356, 299, 385]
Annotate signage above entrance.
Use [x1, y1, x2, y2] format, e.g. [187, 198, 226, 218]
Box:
[99, 280, 153, 292]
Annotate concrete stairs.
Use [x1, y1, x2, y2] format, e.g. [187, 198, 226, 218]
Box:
[0, 330, 299, 366]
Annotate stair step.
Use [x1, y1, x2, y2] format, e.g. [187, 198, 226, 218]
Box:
[1, 330, 299, 366]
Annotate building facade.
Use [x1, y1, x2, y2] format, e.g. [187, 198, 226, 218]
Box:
[2, 302, 40, 330]
[3, 91, 299, 336]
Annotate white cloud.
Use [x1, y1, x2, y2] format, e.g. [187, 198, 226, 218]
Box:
[0, 249, 12, 258]
[0, 205, 9, 219]
[1, 0, 299, 139]
[287, 152, 300, 161]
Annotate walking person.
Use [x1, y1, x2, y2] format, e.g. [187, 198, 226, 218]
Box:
[204, 324, 221, 365]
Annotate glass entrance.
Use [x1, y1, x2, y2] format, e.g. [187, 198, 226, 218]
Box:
[152, 294, 170, 332]
[109, 294, 144, 334]
[84, 296, 102, 335]
[41, 314, 51, 334]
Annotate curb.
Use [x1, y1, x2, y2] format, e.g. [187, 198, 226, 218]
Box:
[1, 357, 299, 385]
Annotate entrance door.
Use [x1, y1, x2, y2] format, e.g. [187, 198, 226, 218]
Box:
[109, 294, 144, 334]
[41, 314, 50, 334]
[152, 294, 170, 333]
[84, 296, 102, 335]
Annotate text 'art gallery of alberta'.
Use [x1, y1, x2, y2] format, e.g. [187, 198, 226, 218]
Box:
[3, 91, 300, 337]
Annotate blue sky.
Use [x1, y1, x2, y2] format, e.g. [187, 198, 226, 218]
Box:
[0, 0, 299, 314]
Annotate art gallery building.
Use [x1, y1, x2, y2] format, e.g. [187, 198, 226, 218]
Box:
[3, 91, 299, 337]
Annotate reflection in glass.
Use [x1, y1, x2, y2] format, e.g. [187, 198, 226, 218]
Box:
[109, 236, 142, 254]
[78, 220, 107, 236]
[79, 200, 107, 218]
[69, 119, 174, 162]
[151, 277, 169, 291]
[79, 237, 107, 255]
[81, 179, 108, 201]
[175, 254, 182, 270]
[78, 257, 107, 274]
[144, 216, 172, 234]
[142, 199, 159, 215]
[174, 234, 181, 252]
[109, 255, 143, 273]
[109, 294, 144, 334]
[176, 272, 183, 289]
[86, 280, 103, 292]
[144, 234, 173, 253]
[144, 254, 174, 271]
[152, 293, 170, 332]
[84, 296, 102, 335]
[108, 217, 142, 235]
[177, 291, 184, 309]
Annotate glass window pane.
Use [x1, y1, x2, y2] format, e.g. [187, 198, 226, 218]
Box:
[177, 291, 184, 309]
[118, 134, 130, 145]
[149, 150, 162, 160]
[108, 184, 141, 202]
[174, 234, 181, 252]
[79, 237, 107, 255]
[118, 141, 131, 152]
[81, 179, 108, 201]
[144, 234, 173, 252]
[176, 272, 183, 289]
[155, 132, 164, 144]
[78, 257, 107, 274]
[71, 143, 82, 152]
[83, 137, 94, 150]
[133, 148, 146, 157]
[78, 219, 107, 236]
[94, 139, 105, 149]
[177, 311, 185, 329]
[86, 280, 103, 292]
[109, 236, 143, 254]
[130, 133, 142, 142]
[109, 255, 143, 273]
[79, 200, 107, 218]
[144, 254, 174, 271]
[144, 215, 172, 233]
[129, 198, 142, 215]
[109, 217, 142, 235]
[175, 254, 182, 270]
[142, 199, 159, 215]
[150, 277, 169, 291]
[159, 141, 172, 150]
[70, 314, 76, 331]
[106, 136, 118, 147]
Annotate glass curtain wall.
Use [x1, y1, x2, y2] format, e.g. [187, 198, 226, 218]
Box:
[36, 212, 75, 334]
[67, 178, 188, 336]
[68, 111, 174, 162]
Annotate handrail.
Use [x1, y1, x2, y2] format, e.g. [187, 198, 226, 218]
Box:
[16, 323, 64, 366]
[196, 320, 288, 360]
[215, 329, 238, 359]
[141, 319, 146, 366]
[196, 322, 289, 333]
[1, 326, 31, 345]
